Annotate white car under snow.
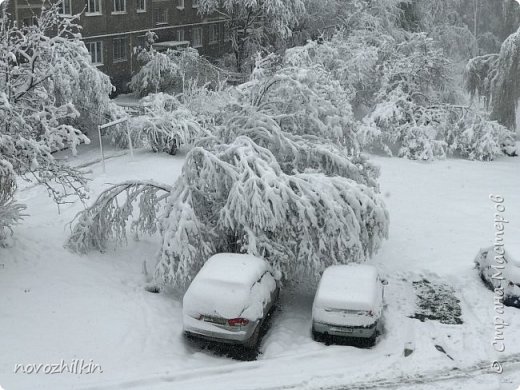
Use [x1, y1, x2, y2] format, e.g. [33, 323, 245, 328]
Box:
[312, 264, 385, 346]
[183, 253, 279, 349]
[475, 246, 520, 307]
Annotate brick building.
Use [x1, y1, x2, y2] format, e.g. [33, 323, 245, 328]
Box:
[4, 0, 230, 91]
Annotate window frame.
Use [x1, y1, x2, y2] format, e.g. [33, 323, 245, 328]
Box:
[176, 29, 185, 42]
[112, 0, 127, 14]
[177, 0, 185, 10]
[57, 0, 72, 16]
[209, 24, 219, 44]
[191, 0, 199, 8]
[153, 8, 168, 25]
[86, 41, 104, 66]
[86, 0, 102, 15]
[113, 37, 128, 63]
[192, 27, 202, 48]
[137, 0, 146, 13]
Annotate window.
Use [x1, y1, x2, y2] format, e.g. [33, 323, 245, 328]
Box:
[112, 0, 126, 13]
[176, 29, 185, 42]
[192, 0, 199, 7]
[57, 0, 72, 16]
[154, 8, 168, 25]
[86, 0, 102, 14]
[137, 0, 146, 12]
[113, 37, 127, 62]
[177, 0, 184, 9]
[86, 41, 103, 65]
[209, 24, 219, 44]
[192, 27, 202, 48]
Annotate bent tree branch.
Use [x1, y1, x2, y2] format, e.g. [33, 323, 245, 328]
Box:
[66, 180, 172, 254]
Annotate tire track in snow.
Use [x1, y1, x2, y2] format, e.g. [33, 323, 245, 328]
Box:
[292, 355, 520, 390]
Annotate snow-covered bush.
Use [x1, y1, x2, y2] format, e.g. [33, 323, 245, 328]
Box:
[128, 93, 210, 154]
[446, 109, 517, 161]
[0, 161, 26, 246]
[360, 88, 449, 159]
[129, 48, 223, 97]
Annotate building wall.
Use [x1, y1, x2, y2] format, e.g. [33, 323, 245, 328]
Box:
[7, 0, 230, 93]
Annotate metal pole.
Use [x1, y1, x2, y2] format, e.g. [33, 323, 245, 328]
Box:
[98, 125, 106, 173]
[126, 121, 134, 160]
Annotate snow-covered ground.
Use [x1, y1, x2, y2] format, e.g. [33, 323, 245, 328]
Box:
[1, 141, 519, 390]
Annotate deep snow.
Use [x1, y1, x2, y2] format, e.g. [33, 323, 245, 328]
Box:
[1, 141, 519, 390]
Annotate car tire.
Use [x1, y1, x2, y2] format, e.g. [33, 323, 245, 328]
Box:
[244, 324, 260, 350]
[311, 329, 321, 342]
[366, 333, 377, 347]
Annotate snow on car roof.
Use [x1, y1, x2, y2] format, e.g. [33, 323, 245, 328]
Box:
[196, 253, 270, 287]
[183, 254, 273, 319]
[314, 264, 380, 311]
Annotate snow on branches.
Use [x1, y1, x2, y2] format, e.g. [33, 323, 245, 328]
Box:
[66, 181, 173, 254]
[129, 47, 224, 97]
[156, 137, 388, 287]
[0, 5, 103, 205]
[490, 26, 520, 130]
[0, 161, 26, 246]
[68, 50, 389, 288]
[197, 0, 306, 72]
[129, 93, 211, 155]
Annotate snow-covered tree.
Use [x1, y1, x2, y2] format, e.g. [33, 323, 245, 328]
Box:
[237, 52, 358, 149]
[0, 6, 95, 205]
[67, 51, 389, 288]
[128, 93, 211, 154]
[197, 0, 306, 72]
[489, 26, 520, 130]
[129, 47, 224, 97]
[464, 53, 499, 107]
[156, 136, 388, 287]
[358, 33, 455, 159]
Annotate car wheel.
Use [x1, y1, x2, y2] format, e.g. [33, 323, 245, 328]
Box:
[311, 329, 321, 342]
[366, 333, 377, 347]
[244, 324, 260, 350]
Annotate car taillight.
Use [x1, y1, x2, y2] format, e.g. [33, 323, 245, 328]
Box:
[228, 318, 249, 326]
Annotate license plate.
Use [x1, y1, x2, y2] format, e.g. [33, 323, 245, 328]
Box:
[330, 327, 353, 333]
[201, 316, 227, 325]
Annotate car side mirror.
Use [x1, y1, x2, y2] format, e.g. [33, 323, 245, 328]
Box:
[381, 279, 388, 286]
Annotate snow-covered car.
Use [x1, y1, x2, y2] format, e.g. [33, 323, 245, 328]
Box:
[475, 247, 520, 307]
[183, 253, 280, 349]
[311, 264, 385, 346]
